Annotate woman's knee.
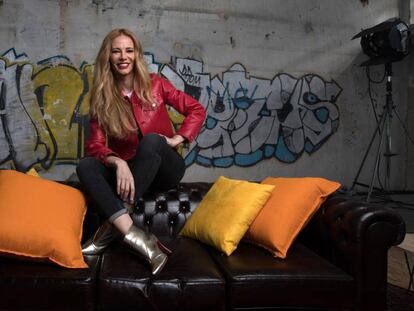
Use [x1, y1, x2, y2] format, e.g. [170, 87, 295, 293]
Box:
[139, 133, 166, 152]
[76, 157, 101, 177]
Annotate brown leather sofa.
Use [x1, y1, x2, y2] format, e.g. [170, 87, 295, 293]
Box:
[0, 182, 405, 311]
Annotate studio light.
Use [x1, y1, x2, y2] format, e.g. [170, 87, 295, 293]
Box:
[352, 17, 411, 66]
[351, 18, 414, 201]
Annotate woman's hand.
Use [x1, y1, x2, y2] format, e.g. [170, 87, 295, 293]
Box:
[106, 156, 135, 203]
[161, 134, 185, 148]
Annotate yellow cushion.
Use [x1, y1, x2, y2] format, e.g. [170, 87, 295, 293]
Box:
[26, 168, 40, 177]
[244, 177, 341, 258]
[0, 170, 88, 268]
[180, 176, 275, 255]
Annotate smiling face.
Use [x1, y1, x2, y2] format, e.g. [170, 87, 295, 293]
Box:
[109, 34, 135, 78]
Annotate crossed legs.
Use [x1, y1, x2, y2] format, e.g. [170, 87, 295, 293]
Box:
[77, 134, 185, 274]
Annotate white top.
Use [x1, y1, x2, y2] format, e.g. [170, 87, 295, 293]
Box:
[125, 90, 133, 99]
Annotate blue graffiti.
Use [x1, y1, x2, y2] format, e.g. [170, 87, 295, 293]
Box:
[156, 59, 342, 167]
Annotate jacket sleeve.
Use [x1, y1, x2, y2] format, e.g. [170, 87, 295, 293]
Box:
[85, 117, 119, 164]
[160, 77, 206, 142]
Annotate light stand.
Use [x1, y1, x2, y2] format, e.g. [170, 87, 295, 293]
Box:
[350, 18, 414, 203]
[351, 63, 396, 202]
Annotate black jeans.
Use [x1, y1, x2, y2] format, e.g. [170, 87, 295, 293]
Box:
[76, 133, 186, 222]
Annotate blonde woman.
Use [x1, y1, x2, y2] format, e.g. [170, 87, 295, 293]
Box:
[77, 29, 206, 275]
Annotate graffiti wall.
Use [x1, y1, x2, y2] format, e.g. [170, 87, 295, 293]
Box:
[0, 48, 92, 176]
[154, 57, 342, 167]
[0, 48, 341, 179]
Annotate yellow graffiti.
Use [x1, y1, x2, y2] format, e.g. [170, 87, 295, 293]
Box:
[0, 53, 185, 173]
[32, 62, 185, 160]
[167, 107, 185, 155]
[33, 65, 90, 164]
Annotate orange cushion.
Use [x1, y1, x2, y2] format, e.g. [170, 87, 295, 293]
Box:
[0, 170, 87, 268]
[244, 177, 341, 258]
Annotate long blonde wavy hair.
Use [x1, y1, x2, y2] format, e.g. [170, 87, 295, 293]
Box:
[90, 28, 155, 138]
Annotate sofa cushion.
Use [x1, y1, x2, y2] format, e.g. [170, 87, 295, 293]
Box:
[98, 236, 225, 311]
[0, 255, 99, 311]
[0, 170, 87, 268]
[245, 176, 341, 259]
[210, 242, 354, 310]
[180, 176, 274, 255]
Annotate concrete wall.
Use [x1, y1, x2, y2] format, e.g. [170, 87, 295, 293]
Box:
[0, 0, 412, 191]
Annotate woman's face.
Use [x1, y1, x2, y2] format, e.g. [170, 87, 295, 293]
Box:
[110, 35, 135, 78]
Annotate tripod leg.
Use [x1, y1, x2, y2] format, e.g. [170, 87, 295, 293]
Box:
[393, 107, 414, 146]
[351, 110, 386, 192]
[367, 109, 388, 202]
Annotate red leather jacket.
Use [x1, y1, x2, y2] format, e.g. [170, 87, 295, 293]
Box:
[86, 74, 206, 163]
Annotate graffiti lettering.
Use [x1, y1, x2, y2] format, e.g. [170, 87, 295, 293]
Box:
[179, 65, 201, 86]
[0, 48, 342, 179]
[155, 58, 342, 167]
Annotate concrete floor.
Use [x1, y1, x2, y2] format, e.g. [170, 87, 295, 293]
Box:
[388, 233, 414, 292]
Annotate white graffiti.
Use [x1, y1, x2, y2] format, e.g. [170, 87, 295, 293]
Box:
[0, 49, 53, 172]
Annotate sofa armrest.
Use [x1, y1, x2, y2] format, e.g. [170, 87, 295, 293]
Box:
[299, 193, 405, 311]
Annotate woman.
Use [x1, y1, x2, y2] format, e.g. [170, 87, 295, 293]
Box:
[77, 28, 206, 275]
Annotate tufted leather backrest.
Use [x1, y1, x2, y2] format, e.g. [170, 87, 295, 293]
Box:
[130, 182, 212, 237]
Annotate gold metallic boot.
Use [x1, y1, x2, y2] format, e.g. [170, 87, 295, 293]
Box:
[83, 202, 135, 255]
[82, 221, 120, 255]
[123, 225, 171, 275]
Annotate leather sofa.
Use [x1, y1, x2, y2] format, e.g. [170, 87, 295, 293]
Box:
[0, 182, 405, 311]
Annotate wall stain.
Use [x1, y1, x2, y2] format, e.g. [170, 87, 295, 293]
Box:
[304, 22, 314, 34]
[265, 32, 275, 40]
[229, 36, 235, 48]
